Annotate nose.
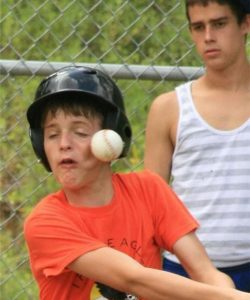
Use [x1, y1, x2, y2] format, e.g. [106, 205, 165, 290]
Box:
[204, 25, 214, 42]
[59, 132, 72, 151]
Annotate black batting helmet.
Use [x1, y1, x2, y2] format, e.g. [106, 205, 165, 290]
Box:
[27, 66, 132, 171]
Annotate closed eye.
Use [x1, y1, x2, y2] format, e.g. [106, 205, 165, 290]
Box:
[74, 130, 89, 137]
[45, 131, 59, 139]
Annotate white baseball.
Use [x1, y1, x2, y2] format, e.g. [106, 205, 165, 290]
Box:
[91, 129, 124, 162]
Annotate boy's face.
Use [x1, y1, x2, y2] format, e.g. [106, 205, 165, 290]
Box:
[188, 2, 249, 70]
[43, 109, 104, 190]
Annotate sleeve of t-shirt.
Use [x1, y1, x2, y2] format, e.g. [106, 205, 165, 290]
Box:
[141, 170, 199, 252]
[24, 206, 106, 278]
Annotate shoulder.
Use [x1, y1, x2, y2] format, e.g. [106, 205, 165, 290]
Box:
[146, 87, 184, 132]
[23, 191, 84, 252]
[24, 191, 70, 233]
[113, 171, 174, 215]
[149, 90, 178, 115]
[115, 170, 171, 193]
[149, 80, 194, 110]
[145, 89, 180, 148]
[117, 171, 189, 215]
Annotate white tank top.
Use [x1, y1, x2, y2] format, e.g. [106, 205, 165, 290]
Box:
[163, 81, 250, 267]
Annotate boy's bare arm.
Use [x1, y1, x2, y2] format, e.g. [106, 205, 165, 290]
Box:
[144, 91, 178, 182]
[173, 232, 235, 287]
[68, 246, 249, 300]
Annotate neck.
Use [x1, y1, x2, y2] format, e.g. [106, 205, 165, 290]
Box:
[204, 57, 250, 92]
[63, 169, 114, 207]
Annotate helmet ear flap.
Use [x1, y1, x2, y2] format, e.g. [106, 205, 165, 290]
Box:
[117, 113, 132, 157]
[29, 128, 51, 172]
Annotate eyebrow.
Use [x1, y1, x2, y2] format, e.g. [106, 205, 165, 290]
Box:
[44, 120, 89, 129]
[190, 16, 229, 27]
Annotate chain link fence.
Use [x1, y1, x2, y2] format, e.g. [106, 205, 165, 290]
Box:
[1, 1, 249, 299]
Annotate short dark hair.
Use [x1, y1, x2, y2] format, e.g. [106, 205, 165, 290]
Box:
[185, 0, 247, 24]
[40, 95, 106, 129]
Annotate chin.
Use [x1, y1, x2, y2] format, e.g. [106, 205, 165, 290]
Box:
[57, 174, 80, 188]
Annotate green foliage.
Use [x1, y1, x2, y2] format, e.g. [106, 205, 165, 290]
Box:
[0, 230, 38, 299]
[1, 0, 191, 64]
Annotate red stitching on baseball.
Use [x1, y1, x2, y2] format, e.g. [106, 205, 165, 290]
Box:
[103, 130, 116, 159]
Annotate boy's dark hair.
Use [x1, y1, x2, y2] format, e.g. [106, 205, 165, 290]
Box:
[185, 0, 248, 24]
[40, 95, 106, 129]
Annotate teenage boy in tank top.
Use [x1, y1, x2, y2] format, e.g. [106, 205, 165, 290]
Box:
[144, 0, 250, 292]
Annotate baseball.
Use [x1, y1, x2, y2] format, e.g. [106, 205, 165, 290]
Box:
[91, 129, 124, 162]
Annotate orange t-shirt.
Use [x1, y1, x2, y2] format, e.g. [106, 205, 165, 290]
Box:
[24, 170, 198, 300]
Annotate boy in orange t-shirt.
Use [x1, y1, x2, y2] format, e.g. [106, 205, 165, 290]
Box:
[24, 66, 249, 300]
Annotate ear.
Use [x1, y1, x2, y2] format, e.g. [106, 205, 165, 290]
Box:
[242, 14, 250, 34]
[247, 14, 250, 32]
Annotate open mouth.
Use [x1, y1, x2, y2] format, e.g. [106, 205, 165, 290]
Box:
[60, 158, 76, 166]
